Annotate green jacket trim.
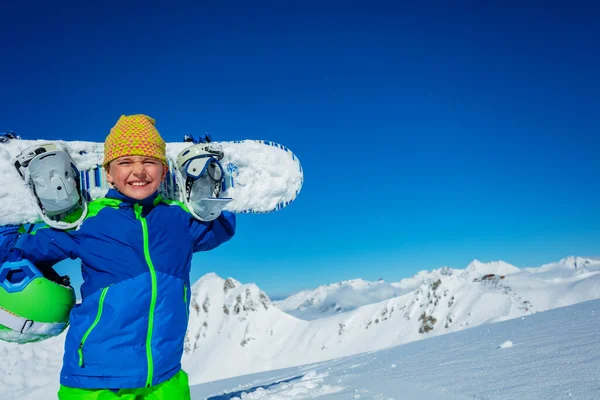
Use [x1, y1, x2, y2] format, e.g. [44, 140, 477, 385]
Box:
[78, 286, 110, 367]
[134, 204, 158, 387]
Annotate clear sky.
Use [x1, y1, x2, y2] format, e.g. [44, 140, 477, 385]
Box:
[1, 1, 599, 298]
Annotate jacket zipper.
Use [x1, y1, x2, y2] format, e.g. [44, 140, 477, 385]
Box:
[184, 282, 189, 320]
[135, 204, 158, 388]
[78, 286, 110, 367]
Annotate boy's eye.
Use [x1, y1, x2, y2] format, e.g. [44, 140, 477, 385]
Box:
[115, 159, 159, 167]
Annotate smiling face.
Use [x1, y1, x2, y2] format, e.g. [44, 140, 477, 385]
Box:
[106, 156, 169, 200]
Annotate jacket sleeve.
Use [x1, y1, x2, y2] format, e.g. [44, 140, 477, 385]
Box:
[189, 211, 236, 252]
[13, 225, 80, 268]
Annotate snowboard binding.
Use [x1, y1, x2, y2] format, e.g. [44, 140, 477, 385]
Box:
[15, 144, 88, 230]
[0, 132, 20, 143]
[183, 133, 212, 144]
[175, 144, 232, 221]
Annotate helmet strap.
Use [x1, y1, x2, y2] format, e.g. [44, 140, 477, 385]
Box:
[0, 305, 68, 336]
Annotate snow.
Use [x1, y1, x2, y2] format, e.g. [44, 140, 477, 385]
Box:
[464, 259, 521, 277]
[189, 299, 600, 399]
[273, 257, 600, 325]
[534, 256, 600, 272]
[274, 278, 413, 320]
[186, 259, 600, 384]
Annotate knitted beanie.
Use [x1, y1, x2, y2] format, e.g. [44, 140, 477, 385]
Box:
[103, 114, 167, 167]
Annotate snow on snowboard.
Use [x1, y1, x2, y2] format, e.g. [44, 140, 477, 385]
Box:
[0, 138, 303, 227]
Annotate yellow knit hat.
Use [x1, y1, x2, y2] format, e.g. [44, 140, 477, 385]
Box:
[103, 114, 167, 168]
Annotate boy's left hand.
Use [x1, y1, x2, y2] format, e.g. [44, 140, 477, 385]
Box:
[0, 225, 22, 263]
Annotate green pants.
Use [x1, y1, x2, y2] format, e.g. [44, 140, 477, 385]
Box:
[57, 370, 190, 400]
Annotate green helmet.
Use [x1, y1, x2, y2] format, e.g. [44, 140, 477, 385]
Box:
[0, 259, 75, 344]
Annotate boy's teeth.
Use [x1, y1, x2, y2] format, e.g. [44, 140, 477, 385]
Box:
[130, 182, 148, 186]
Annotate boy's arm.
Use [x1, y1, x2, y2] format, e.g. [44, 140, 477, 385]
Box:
[0, 225, 22, 263]
[12, 225, 80, 267]
[189, 211, 236, 252]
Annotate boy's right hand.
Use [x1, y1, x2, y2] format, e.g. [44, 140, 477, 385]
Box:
[0, 225, 22, 263]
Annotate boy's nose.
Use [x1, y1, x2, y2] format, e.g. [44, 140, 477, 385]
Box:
[132, 161, 146, 174]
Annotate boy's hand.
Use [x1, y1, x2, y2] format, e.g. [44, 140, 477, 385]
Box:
[0, 225, 22, 263]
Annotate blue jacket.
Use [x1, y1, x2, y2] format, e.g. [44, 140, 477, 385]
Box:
[14, 189, 235, 389]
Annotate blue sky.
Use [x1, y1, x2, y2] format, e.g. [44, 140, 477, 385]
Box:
[1, 2, 599, 298]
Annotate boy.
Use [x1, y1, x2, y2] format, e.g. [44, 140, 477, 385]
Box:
[10, 114, 236, 398]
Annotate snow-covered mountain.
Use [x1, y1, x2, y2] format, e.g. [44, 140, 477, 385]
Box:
[2, 256, 600, 398]
[273, 278, 413, 320]
[273, 257, 599, 320]
[180, 256, 600, 383]
[534, 255, 600, 271]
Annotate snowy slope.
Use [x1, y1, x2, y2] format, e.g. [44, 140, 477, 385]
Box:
[191, 299, 600, 400]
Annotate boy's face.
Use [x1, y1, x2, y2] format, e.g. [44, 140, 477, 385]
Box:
[106, 156, 168, 200]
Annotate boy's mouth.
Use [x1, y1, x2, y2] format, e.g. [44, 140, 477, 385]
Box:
[128, 181, 150, 187]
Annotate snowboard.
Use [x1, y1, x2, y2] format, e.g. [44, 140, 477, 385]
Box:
[0, 138, 303, 226]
